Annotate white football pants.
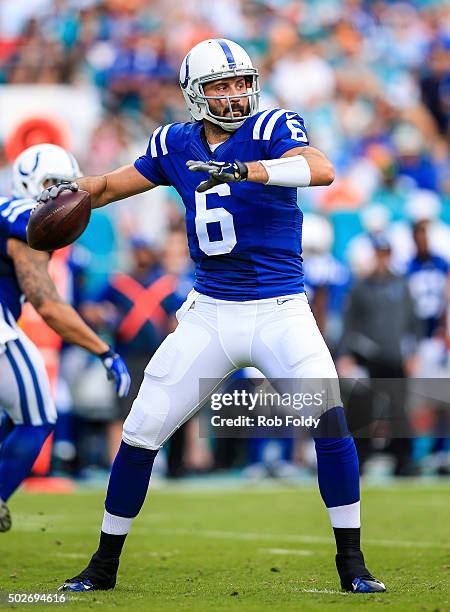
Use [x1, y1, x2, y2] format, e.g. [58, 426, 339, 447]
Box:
[123, 291, 339, 449]
[0, 305, 56, 426]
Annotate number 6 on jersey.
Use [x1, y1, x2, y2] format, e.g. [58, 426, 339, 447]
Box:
[195, 183, 237, 256]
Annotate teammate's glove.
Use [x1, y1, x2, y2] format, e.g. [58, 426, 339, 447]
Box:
[186, 159, 248, 193]
[37, 181, 79, 203]
[98, 348, 131, 398]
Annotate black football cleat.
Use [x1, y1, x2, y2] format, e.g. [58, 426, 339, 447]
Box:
[59, 552, 118, 592]
[0, 498, 11, 532]
[336, 551, 386, 593]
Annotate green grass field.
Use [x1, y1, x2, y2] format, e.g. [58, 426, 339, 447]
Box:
[0, 482, 448, 611]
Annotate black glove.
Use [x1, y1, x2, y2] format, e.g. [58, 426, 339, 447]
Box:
[186, 159, 248, 193]
[37, 181, 79, 203]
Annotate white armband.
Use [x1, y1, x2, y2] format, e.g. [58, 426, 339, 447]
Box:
[260, 155, 311, 188]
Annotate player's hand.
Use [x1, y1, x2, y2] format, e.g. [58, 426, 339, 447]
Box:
[186, 159, 248, 193]
[37, 181, 79, 203]
[99, 348, 131, 398]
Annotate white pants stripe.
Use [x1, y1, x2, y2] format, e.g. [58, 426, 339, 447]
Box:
[0, 305, 56, 426]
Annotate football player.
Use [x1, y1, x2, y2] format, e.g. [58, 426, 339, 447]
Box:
[0, 144, 131, 531]
[40, 39, 385, 594]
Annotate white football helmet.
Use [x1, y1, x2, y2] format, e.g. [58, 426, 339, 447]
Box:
[302, 213, 334, 254]
[12, 144, 80, 199]
[179, 38, 260, 132]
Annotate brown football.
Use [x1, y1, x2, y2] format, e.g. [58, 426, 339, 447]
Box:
[27, 189, 91, 251]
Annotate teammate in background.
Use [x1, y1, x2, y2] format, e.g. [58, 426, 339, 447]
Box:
[0, 144, 131, 532]
[406, 220, 450, 474]
[407, 220, 449, 341]
[302, 213, 350, 343]
[40, 40, 385, 593]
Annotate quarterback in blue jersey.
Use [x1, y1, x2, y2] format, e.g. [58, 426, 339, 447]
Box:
[40, 39, 385, 594]
[0, 145, 131, 533]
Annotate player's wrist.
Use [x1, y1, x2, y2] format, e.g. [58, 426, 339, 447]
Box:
[97, 345, 114, 360]
[246, 161, 269, 184]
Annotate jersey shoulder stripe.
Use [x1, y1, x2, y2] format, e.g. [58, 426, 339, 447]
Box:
[159, 123, 173, 155]
[149, 122, 195, 157]
[252, 109, 273, 140]
[150, 126, 163, 158]
[0, 198, 35, 222]
[262, 108, 290, 140]
[5, 202, 34, 223]
[252, 108, 290, 140]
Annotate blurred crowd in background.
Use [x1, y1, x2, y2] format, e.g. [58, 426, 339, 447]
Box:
[0, 0, 449, 480]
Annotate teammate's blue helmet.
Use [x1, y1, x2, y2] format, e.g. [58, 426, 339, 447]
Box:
[179, 38, 260, 132]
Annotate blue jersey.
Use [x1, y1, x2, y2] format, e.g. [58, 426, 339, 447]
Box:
[0, 196, 34, 320]
[304, 253, 351, 313]
[134, 109, 309, 301]
[406, 254, 448, 337]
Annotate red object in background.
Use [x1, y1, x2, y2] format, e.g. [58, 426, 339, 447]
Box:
[19, 247, 71, 476]
[411, 406, 437, 433]
[0, 38, 22, 63]
[22, 476, 75, 494]
[31, 436, 54, 476]
[318, 177, 364, 211]
[4, 117, 70, 162]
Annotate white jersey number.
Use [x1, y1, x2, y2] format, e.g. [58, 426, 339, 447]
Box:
[195, 183, 237, 256]
[286, 116, 308, 143]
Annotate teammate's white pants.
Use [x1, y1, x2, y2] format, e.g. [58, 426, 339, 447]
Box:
[123, 291, 339, 450]
[0, 305, 56, 426]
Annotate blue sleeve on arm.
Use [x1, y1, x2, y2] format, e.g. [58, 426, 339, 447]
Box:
[267, 112, 309, 159]
[134, 130, 171, 186]
[7, 209, 32, 242]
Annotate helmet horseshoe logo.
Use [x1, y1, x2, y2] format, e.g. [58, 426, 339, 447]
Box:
[180, 53, 190, 89]
[18, 152, 40, 177]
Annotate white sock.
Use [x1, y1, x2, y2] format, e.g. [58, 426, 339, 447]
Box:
[327, 501, 360, 528]
[102, 510, 134, 535]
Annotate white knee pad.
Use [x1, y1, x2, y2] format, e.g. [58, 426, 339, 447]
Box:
[122, 375, 171, 450]
[121, 306, 241, 449]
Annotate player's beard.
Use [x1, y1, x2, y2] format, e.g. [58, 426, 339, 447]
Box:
[205, 98, 250, 137]
[223, 99, 249, 118]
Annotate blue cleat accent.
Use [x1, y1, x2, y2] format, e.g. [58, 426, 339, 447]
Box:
[58, 553, 118, 592]
[336, 551, 386, 593]
[59, 578, 96, 592]
[352, 576, 386, 593]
